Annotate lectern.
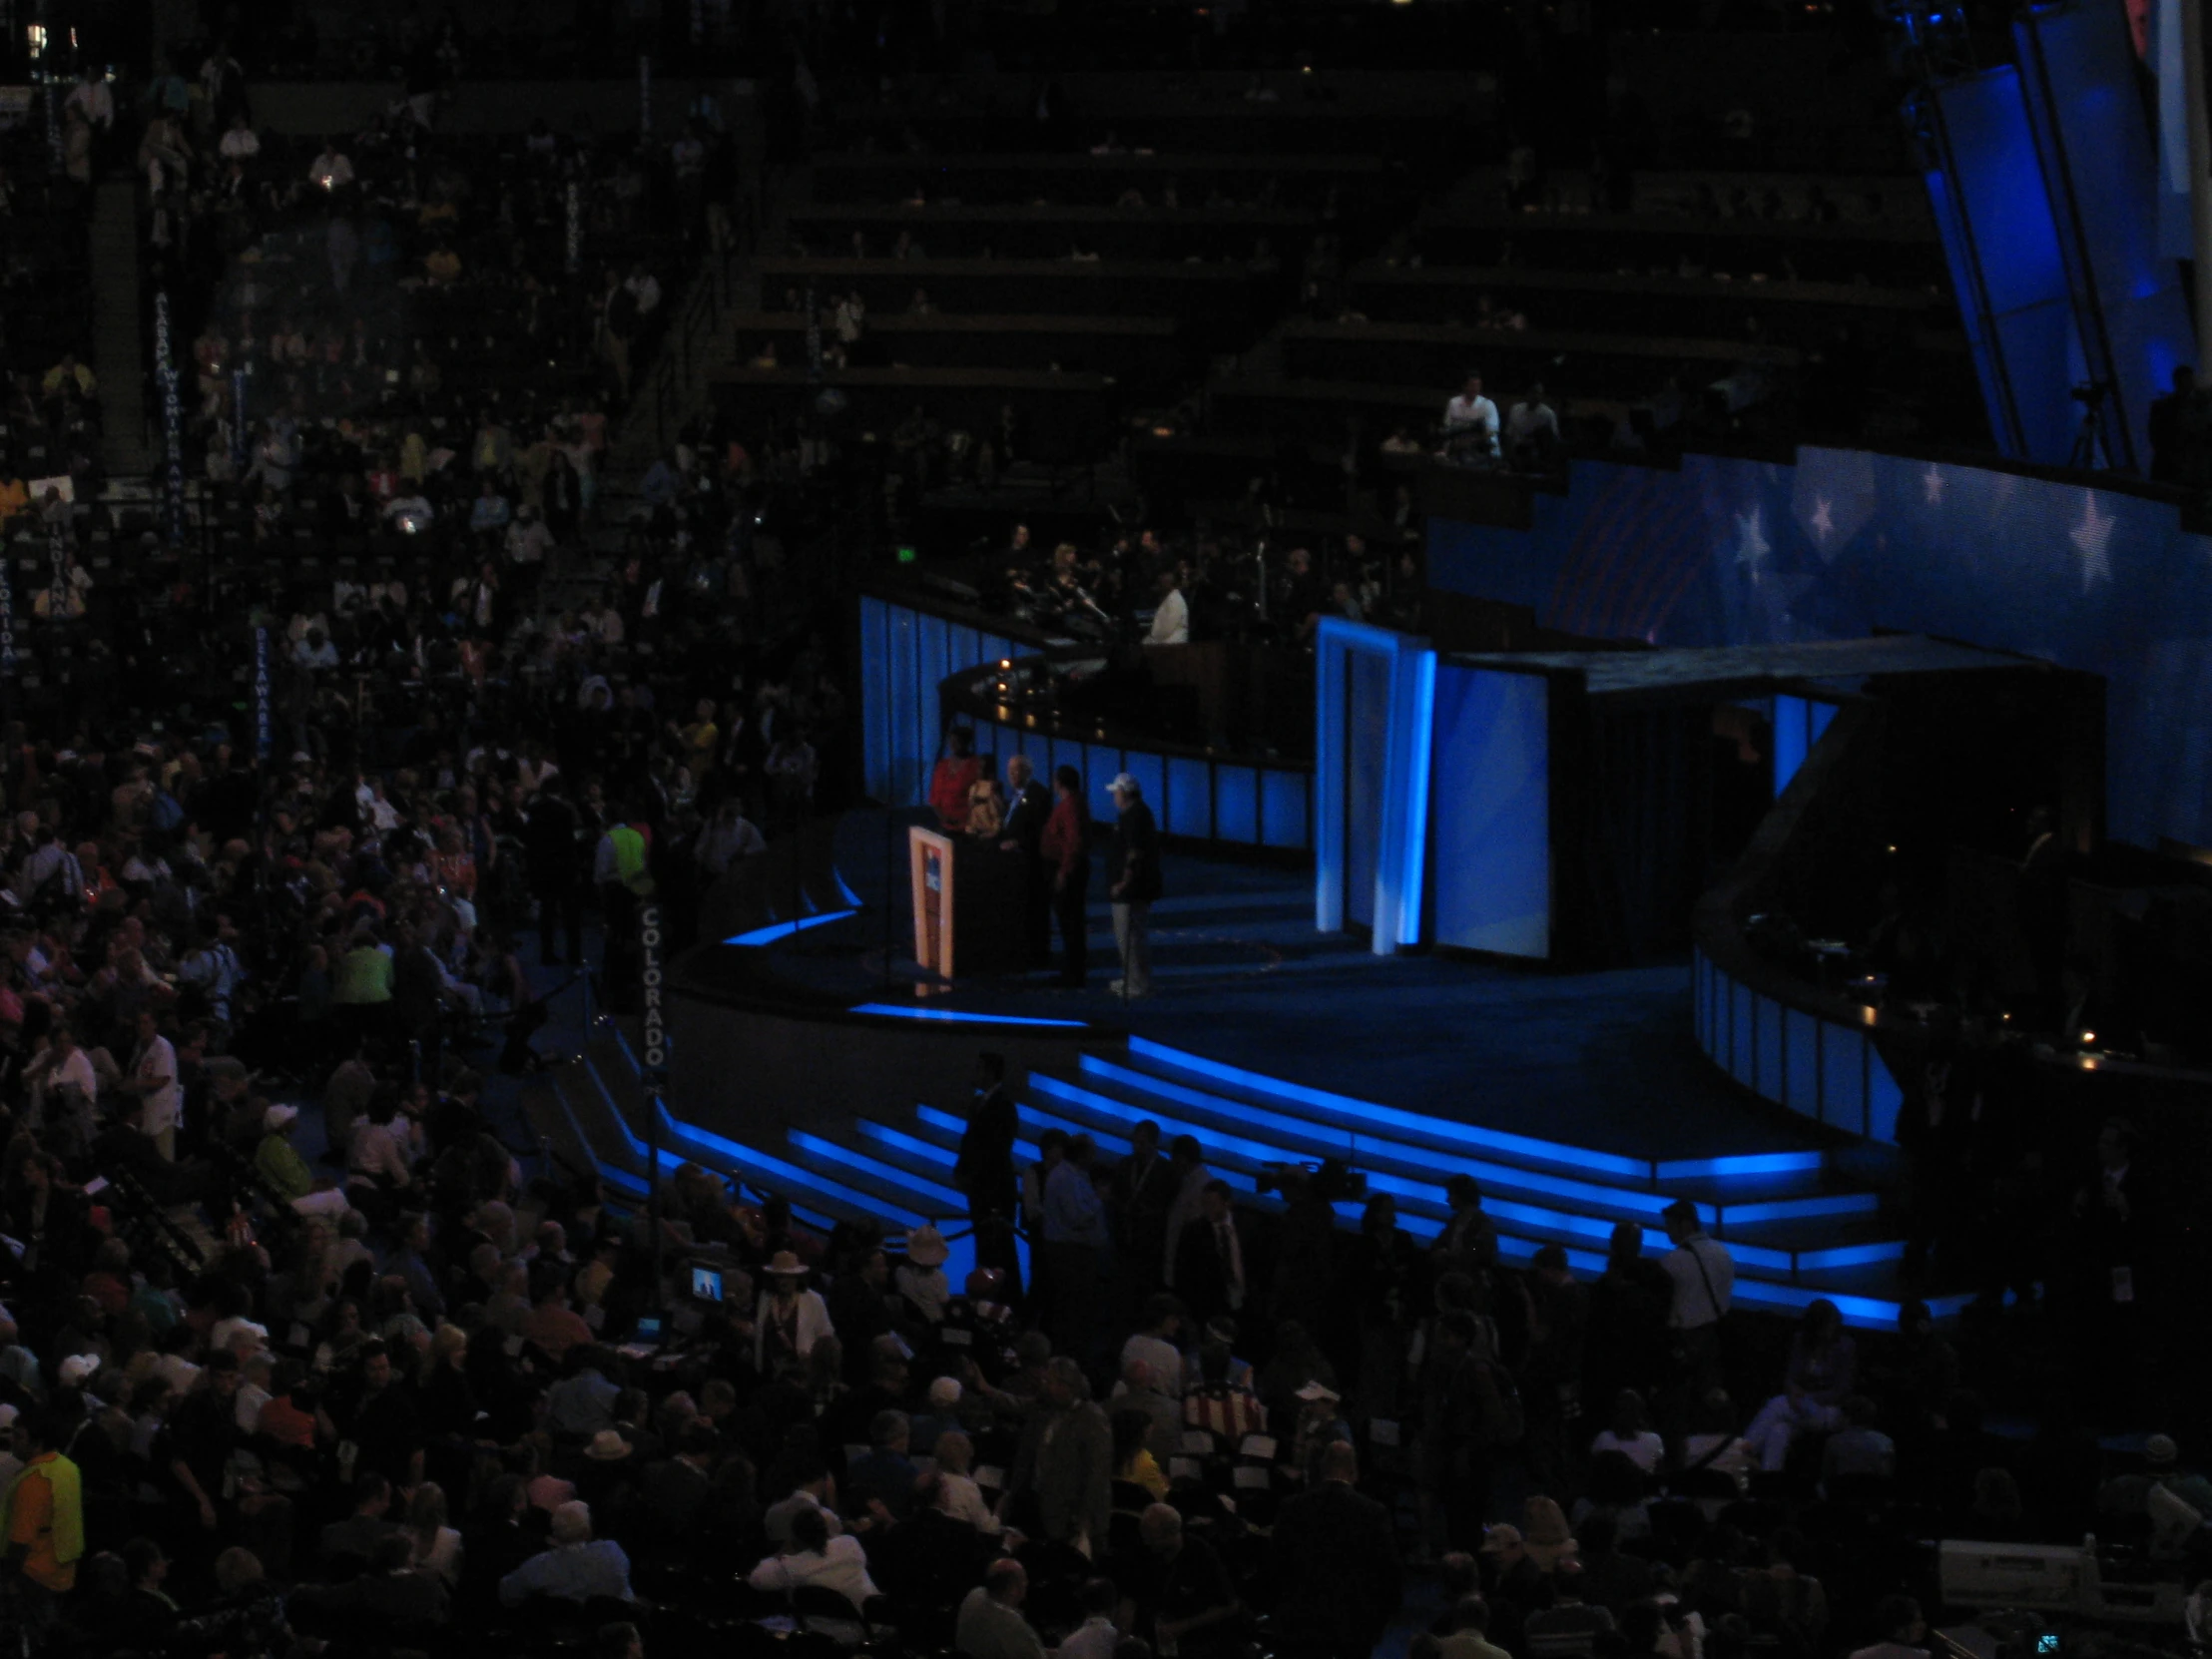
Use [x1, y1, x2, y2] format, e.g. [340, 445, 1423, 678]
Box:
[908, 825, 1028, 978]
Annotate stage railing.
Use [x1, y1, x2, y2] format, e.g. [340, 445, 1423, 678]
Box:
[861, 584, 1314, 851]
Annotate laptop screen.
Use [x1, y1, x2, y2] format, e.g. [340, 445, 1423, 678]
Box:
[691, 1265, 724, 1303]
[632, 1314, 666, 1346]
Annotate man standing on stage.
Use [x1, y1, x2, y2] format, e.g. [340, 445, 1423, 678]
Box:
[1042, 767, 1092, 988]
[1000, 755, 1054, 969]
[1107, 774, 1161, 999]
[956, 1052, 1022, 1295]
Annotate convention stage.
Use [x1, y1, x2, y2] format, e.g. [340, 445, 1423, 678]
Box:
[623, 811, 1949, 1330]
[695, 811, 1842, 1165]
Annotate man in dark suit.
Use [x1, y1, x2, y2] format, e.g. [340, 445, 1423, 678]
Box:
[956, 1052, 1023, 1296]
[998, 754, 1054, 967]
[318, 1473, 402, 1570]
[1110, 1120, 1174, 1300]
[1172, 1180, 1249, 1327]
[1268, 1441, 1401, 1659]
[630, 1420, 719, 1559]
[523, 776, 584, 966]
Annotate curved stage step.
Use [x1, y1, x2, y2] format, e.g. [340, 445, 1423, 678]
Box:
[559, 1014, 1963, 1331]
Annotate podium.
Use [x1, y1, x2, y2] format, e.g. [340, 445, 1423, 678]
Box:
[909, 825, 1029, 978]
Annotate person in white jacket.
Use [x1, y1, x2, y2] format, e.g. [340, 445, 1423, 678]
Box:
[756, 1252, 834, 1375]
[748, 1504, 880, 1608]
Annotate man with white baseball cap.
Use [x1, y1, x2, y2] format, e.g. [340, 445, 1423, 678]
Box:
[1105, 774, 1162, 1000]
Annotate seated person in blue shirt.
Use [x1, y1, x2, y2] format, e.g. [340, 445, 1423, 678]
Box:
[846, 1408, 922, 1521]
[498, 1499, 638, 1606]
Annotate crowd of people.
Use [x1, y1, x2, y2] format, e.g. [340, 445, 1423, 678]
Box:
[0, 4, 2196, 1658]
[997, 527, 1424, 650]
[1, 972, 2189, 1659]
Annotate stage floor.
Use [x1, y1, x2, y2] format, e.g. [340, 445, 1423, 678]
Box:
[774, 812, 1839, 1164]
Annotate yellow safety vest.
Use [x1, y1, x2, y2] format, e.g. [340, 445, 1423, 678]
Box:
[608, 824, 655, 895]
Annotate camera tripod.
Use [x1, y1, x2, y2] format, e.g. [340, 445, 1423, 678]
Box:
[2069, 391, 2111, 470]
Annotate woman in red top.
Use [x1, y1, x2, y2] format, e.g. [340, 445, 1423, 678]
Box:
[928, 727, 983, 831]
[1039, 765, 1092, 986]
[432, 825, 477, 898]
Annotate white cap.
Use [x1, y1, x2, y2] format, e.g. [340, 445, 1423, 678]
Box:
[57, 1354, 98, 1387]
[264, 1103, 299, 1133]
[1109, 773, 1140, 797]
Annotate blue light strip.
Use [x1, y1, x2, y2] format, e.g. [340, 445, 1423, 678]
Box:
[861, 1120, 1052, 1176]
[1129, 1036, 1829, 1186]
[1034, 1071, 1333, 1173]
[914, 1101, 1073, 1153]
[655, 1100, 921, 1228]
[1654, 1152, 1828, 1182]
[887, 1112, 1296, 1203]
[1397, 647, 1437, 948]
[851, 1002, 1089, 1028]
[1793, 1240, 1908, 1271]
[1052, 1065, 1669, 1216]
[1038, 1070, 1812, 1272]
[1731, 1281, 1976, 1330]
[1718, 1192, 1880, 1224]
[566, 1047, 846, 1229]
[786, 1130, 967, 1212]
[566, 1064, 840, 1235]
[1120, 1038, 1655, 1181]
[581, 1057, 675, 1173]
[834, 868, 865, 908]
[725, 908, 859, 947]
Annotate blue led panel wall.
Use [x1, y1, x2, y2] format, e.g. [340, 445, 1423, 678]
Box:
[861, 597, 893, 801]
[885, 602, 921, 803]
[1921, 67, 2084, 463]
[859, 595, 1024, 808]
[1692, 946, 1913, 1143]
[1168, 758, 1212, 838]
[2015, 0, 2197, 475]
[1345, 653, 1391, 929]
[1429, 664, 1552, 959]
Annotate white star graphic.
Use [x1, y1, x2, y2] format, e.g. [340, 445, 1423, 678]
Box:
[1734, 505, 1772, 571]
[1923, 464, 1945, 505]
[2069, 490, 2114, 593]
[1809, 496, 1836, 544]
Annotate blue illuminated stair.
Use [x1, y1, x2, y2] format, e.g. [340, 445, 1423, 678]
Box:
[1118, 1036, 1833, 1190]
[552, 1041, 883, 1235]
[1061, 1049, 1885, 1234]
[835, 1092, 1939, 1328]
[559, 1016, 1951, 1331]
[1007, 1040, 1939, 1327]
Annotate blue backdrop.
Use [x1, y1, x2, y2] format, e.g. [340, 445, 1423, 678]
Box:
[1430, 664, 1552, 958]
[1427, 449, 2212, 850]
